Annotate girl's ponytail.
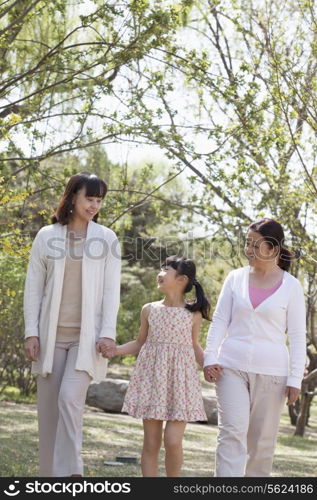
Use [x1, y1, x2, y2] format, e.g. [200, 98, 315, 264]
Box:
[186, 279, 211, 321]
[278, 246, 292, 272]
[163, 255, 211, 320]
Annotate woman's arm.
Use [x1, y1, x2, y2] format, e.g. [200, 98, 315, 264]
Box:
[101, 303, 150, 357]
[204, 271, 234, 367]
[23, 230, 47, 340]
[192, 311, 204, 367]
[98, 231, 121, 348]
[286, 279, 307, 391]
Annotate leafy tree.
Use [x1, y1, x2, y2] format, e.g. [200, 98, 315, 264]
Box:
[105, 0, 317, 433]
[0, 0, 191, 162]
[1, 0, 316, 435]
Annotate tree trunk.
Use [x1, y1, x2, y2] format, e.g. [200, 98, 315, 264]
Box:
[288, 399, 300, 426]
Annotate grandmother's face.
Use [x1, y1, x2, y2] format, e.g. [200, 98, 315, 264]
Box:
[244, 230, 276, 264]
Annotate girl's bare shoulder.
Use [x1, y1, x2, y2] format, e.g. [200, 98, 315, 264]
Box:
[145, 300, 163, 308]
[141, 302, 155, 318]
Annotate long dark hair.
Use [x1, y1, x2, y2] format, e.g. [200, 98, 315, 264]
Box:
[248, 218, 292, 271]
[51, 172, 107, 225]
[164, 255, 211, 320]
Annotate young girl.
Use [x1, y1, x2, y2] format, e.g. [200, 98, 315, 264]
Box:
[102, 255, 210, 477]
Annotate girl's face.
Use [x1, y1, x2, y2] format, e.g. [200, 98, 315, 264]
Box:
[244, 230, 277, 265]
[157, 265, 188, 292]
[71, 187, 103, 224]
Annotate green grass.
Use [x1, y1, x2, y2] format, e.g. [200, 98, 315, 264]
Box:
[0, 364, 316, 477]
[0, 399, 316, 477]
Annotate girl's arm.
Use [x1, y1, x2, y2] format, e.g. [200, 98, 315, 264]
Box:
[103, 303, 150, 358]
[192, 311, 204, 368]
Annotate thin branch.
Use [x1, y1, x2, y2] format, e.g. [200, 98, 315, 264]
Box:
[0, 0, 42, 36]
[0, 0, 21, 19]
[109, 168, 186, 225]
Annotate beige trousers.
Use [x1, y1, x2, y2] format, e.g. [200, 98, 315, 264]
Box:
[37, 341, 91, 477]
[215, 368, 287, 477]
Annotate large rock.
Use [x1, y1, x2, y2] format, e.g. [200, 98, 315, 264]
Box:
[86, 378, 218, 425]
[86, 378, 128, 412]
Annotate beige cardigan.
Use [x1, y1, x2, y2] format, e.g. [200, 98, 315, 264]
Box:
[23, 221, 121, 381]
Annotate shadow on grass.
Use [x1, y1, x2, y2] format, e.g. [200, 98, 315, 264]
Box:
[1, 400, 316, 478]
[278, 434, 317, 451]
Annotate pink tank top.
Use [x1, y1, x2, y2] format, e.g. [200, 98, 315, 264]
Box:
[249, 280, 283, 309]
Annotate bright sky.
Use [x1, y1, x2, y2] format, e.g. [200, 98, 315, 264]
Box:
[73, 0, 212, 167]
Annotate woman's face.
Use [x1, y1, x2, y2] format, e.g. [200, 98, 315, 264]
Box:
[72, 187, 103, 223]
[244, 230, 277, 265]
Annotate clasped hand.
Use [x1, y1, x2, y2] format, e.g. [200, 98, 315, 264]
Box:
[96, 338, 117, 358]
[204, 364, 223, 383]
[203, 364, 300, 405]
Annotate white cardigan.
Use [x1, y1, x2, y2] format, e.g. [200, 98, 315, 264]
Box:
[23, 221, 121, 381]
[204, 266, 306, 388]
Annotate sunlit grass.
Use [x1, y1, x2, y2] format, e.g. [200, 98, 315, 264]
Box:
[0, 398, 316, 477]
[1, 365, 316, 477]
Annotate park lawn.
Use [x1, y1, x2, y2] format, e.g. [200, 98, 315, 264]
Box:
[0, 398, 316, 477]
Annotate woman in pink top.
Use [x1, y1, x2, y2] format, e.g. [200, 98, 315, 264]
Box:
[204, 218, 306, 477]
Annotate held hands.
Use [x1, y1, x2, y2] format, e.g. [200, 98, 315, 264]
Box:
[24, 336, 40, 361]
[204, 364, 223, 383]
[96, 337, 117, 358]
[203, 364, 300, 402]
